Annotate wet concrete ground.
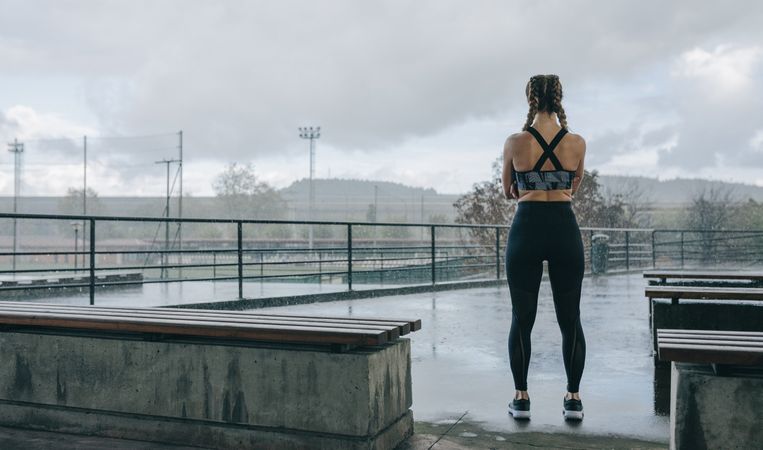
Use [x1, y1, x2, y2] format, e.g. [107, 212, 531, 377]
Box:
[257, 272, 669, 444]
[19, 280, 380, 307]
[4, 272, 668, 447]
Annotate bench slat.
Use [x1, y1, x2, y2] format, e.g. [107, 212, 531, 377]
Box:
[659, 344, 763, 366]
[659, 333, 763, 343]
[658, 329, 763, 338]
[643, 270, 763, 281]
[645, 286, 763, 301]
[0, 302, 418, 335]
[659, 338, 763, 348]
[0, 310, 389, 346]
[657, 328, 763, 365]
[0, 305, 401, 341]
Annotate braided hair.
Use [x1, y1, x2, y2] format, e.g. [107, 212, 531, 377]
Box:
[522, 74, 568, 131]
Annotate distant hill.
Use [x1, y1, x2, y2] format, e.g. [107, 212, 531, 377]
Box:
[2, 176, 762, 222]
[597, 175, 763, 206]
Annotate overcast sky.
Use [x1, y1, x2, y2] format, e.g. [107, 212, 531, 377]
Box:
[1, 0, 762, 197]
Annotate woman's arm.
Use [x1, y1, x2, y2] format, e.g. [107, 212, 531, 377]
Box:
[571, 135, 587, 195]
[502, 135, 518, 199]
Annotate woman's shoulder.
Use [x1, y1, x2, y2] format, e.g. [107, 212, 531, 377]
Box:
[504, 131, 533, 151]
[564, 130, 586, 144]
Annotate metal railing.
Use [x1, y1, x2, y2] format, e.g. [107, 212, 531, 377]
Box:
[1, 212, 761, 305]
[0, 213, 511, 304]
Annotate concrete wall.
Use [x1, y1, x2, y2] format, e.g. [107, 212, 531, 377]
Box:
[670, 363, 763, 450]
[0, 330, 413, 449]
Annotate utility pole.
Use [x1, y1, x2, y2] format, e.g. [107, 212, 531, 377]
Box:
[7, 139, 24, 275]
[420, 194, 425, 241]
[82, 135, 87, 269]
[177, 131, 183, 278]
[155, 158, 180, 279]
[373, 184, 378, 247]
[298, 126, 320, 250]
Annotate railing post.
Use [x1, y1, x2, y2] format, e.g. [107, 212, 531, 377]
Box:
[495, 227, 500, 280]
[430, 225, 436, 285]
[625, 230, 630, 271]
[237, 221, 243, 299]
[589, 229, 594, 272]
[651, 230, 656, 268]
[212, 252, 217, 278]
[347, 224, 353, 291]
[680, 231, 685, 268]
[89, 218, 95, 306]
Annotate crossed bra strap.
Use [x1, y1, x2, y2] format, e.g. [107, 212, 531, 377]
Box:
[526, 126, 568, 171]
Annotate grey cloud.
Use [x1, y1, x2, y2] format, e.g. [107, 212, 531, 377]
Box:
[1, 0, 762, 176]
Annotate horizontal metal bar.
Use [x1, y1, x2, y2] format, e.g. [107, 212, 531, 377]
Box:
[0, 212, 509, 229]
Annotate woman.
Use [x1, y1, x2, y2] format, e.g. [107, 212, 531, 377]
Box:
[501, 74, 587, 421]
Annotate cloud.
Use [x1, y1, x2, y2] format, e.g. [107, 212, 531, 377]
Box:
[671, 45, 762, 98]
[1, 1, 763, 195]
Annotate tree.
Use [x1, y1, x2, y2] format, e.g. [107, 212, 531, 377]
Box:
[212, 163, 284, 220]
[58, 187, 101, 215]
[684, 187, 735, 264]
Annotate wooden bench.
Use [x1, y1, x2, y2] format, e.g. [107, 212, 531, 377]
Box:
[643, 269, 763, 287]
[0, 302, 421, 449]
[644, 284, 763, 361]
[657, 328, 763, 369]
[645, 285, 763, 305]
[657, 328, 763, 449]
[0, 301, 420, 351]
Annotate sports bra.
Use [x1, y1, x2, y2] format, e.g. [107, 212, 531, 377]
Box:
[513, 126, 576, 191]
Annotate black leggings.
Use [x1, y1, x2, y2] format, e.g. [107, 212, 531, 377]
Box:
[505, 201, 586, 393]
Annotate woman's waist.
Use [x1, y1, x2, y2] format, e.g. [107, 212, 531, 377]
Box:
[512, 201, 578, 224]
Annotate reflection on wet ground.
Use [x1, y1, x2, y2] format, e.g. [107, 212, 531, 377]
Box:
[256, 272, 669, 443]
[19, 281, 378, 307]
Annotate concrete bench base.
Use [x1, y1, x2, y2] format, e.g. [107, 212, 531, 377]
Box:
[0, 330, 413, 449]
[670, 363, 763, 450]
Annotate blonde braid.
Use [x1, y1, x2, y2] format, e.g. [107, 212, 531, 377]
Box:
[522, 76, 541, 131]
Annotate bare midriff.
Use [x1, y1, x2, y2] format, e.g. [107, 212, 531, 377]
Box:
[517, 189, 573, 202]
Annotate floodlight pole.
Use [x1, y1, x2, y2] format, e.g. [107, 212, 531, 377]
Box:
[82, 135, 87, 269]
[155, 158, 180, 279]
[7, 139, 24, 275]
[298, 126, 321, 250]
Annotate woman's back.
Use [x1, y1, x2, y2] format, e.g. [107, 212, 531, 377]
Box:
[505, 124, 586, 202]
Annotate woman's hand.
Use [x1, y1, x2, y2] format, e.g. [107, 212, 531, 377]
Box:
[571, 176, 581, 194]
[510, 181, 519, 199]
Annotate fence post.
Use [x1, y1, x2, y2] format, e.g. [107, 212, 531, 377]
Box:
[212, 252, 217, 278]
[347, 224, 353, 291]
[318, 251, 322, 285]
[589, 230, 594, 272]
[430, 225, 436, 285]
[89, 218, 95, 306]
[680, 231, 685, 268]
[495, 227, 500, 280]
[625, 231, 630, 271]
[651, 230, 656, 268]
[237, 221, 243, 299]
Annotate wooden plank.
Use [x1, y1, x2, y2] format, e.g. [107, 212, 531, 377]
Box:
[659, 338, 763, 348]
[0, 310, 388, 346]
[658, 344, 763, 365]
[0, 302, 417, 336]
[645, 286, 763, 301]
[659, 333, 763, 343]
[658, 329, 763, 337]
[0, 305, 401, 341]
[643, 270, 763, 281]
